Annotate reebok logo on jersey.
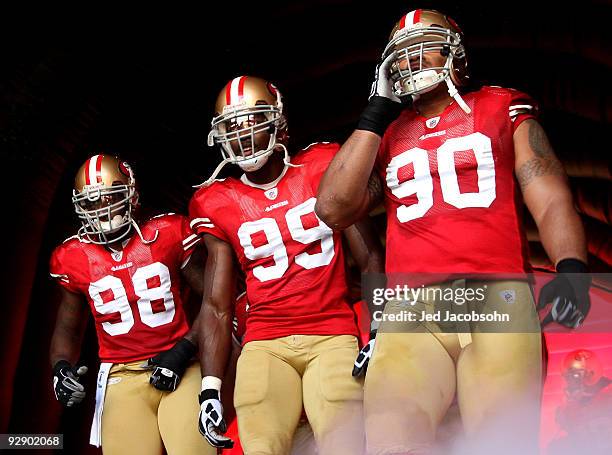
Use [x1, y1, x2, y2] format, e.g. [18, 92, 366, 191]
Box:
[264, 188, 278, 200]
[264, 200, 289, 212]
[111, 262, 133, 272]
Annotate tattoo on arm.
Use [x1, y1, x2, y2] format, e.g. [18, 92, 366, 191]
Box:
[516, 158, 565, 189]
[527, 120, 555, 158]
[516, 121, 566, 190]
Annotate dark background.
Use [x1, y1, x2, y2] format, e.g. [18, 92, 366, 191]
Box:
[1, 1, 611, 453]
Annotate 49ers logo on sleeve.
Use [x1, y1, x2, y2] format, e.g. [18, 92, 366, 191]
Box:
[386, 132, 496, 222]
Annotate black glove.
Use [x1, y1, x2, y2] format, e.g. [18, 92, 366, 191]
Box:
[352, 331, 377, 377]
[148, 338, 197, 392]
[198, 389, 234, 449]
[52, 360, 88, 407]
[537, 259, 591, 328]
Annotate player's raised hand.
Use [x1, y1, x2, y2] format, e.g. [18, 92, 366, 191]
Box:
[370, 51, 400, 102]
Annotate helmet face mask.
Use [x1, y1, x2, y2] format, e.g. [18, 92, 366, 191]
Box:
[213, 104, 281, 171]
[72, 155, 138, 245]
[384, 10, 468, 99]
[208, 76, 286, 173]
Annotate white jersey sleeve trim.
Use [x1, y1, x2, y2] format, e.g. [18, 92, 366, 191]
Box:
[151, 212, 176, 219]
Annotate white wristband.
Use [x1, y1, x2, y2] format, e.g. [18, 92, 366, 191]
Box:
[201, 376, 222, 392]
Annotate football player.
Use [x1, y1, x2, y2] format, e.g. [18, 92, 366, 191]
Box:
[549, 350, 612, 453]
[190, 76, 384, 454]
[49, 154, 215, 455]
[315, 9, 590, 454]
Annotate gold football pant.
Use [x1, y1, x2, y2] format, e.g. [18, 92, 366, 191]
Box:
[365, 280, 542, 455]
[234, 334, 364, 455]
[101, 360, 215, 455]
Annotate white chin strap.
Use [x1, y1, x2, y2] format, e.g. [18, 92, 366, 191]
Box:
[404, 74, 472, 114]
[403, 72, 471, 115]
[130, 219, 158, 244]
[194, 143, 300, 188]
[445, 78, 471, 114]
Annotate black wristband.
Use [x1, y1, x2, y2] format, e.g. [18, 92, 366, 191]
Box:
[174, 338, 197, 360]
[52, 360, 72, 376]
[357, 96, 404, 137]
[556, 258, 589, 274]
[199, 388, 220, 404]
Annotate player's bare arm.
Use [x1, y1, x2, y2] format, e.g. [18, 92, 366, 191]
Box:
[198, 234, 236, 378]
[317, 52, 402, 231]
[182, 243, 206, 297]
[180, 244, 206, 345]
[49, 287, 88, 367]
[515, 118, 591, 327]
[196, 233, 236, 449]
[343, 218, 386, 378]
[514, 119, 587, 265]
[316, 133, 384, 230]
[343, 217, 385, 274]
[49, 287, 89, 407]
[343, 217, 386, 298]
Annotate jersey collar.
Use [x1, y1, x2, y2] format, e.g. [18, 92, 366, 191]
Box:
[239, 158, 291, 191]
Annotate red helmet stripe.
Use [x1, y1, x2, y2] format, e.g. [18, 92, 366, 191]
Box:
[402, 9, 421, 28]
[227, 76, 246, 106]
[95, 154, 103, 183]
[85, 155, 103, 185]
[238, 76, 246, 100]
[84, 157, 91, 185]
[225, 80, 232, 105]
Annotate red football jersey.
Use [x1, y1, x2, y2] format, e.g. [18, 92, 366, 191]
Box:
[189, 143, 359, 344]
[50, 214, 200, 363]
[377, 86, 537, 275]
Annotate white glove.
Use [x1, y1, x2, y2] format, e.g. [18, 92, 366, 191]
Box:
[352, 332, 376, 377]
[369, 51, 400, 102]
[198, 388, 234, 449]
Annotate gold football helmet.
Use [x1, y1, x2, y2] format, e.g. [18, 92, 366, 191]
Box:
[383, 9, 470, 112]
[72, 154, 138, 244]
[208, 76, 287, 172]
[563, 349, 602, 386]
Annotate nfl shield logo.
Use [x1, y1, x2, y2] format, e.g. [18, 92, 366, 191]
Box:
[426, 116, 440, 129]
[265, 188, 278, 200]
[111, 251, 123, 262]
